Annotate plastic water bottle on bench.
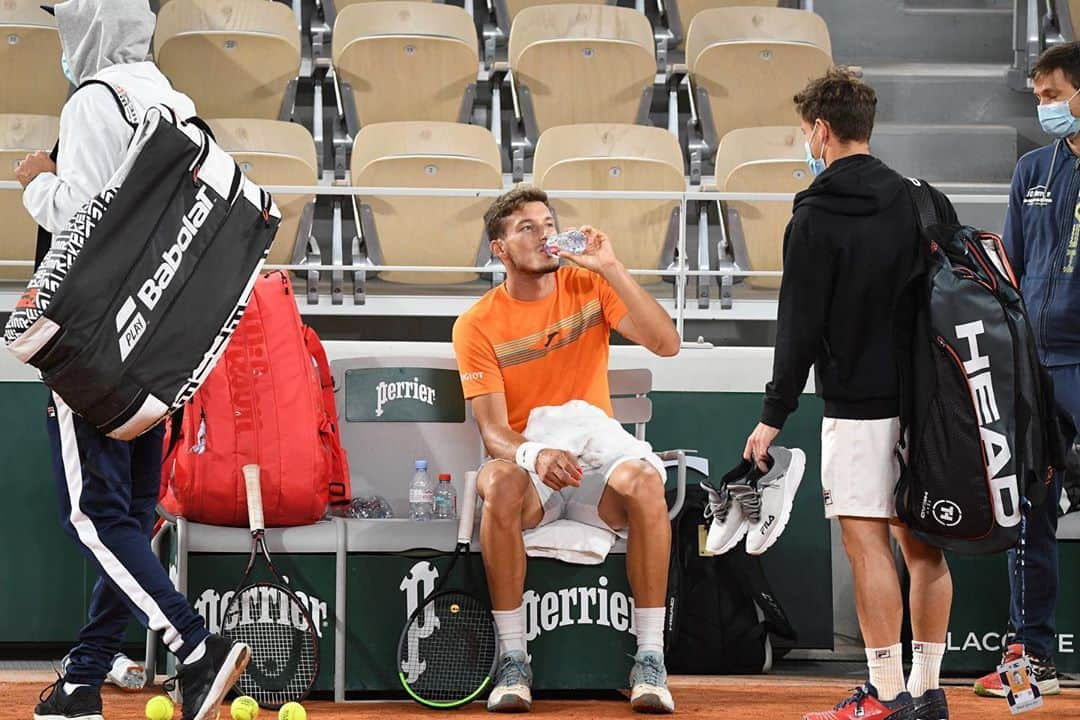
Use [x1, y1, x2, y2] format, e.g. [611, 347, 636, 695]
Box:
[434, 473, 457, 520]
[409, 460, 434, 522]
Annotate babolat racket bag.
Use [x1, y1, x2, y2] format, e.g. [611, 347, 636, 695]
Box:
[4, 101, 279, 440]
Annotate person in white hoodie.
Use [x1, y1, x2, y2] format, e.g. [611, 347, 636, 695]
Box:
[16, 4, 249, 720]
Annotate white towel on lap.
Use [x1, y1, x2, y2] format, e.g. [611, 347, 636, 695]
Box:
[523, 519, 616, 565]
[522, 399, 655, 472]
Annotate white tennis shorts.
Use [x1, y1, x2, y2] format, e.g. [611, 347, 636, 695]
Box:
[820, 416, 902, 519]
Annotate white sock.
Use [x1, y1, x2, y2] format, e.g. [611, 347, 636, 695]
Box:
[634, 607, 666, 656]
[62, 683, 88, 695]
[492, 606, 527, 656]
[866, 643, 905, 702]
[183, 640, 207, 664]
[908, 641, 946, 697]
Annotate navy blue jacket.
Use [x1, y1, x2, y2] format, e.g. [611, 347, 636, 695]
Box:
[1004, 139, 1080, 366]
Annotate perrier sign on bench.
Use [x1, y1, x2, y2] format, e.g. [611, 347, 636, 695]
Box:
[345, 366, 466, 423]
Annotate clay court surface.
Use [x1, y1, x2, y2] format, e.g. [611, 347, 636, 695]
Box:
[3, 673, 1079, 719]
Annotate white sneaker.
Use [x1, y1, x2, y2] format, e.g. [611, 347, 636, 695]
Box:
[629, 651, 675, 714]
[487, 651, 532, 712]
[745, 447, 805, 556]
[703, 476, 753, 555]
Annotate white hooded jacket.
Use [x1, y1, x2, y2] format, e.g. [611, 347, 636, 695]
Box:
[23, 0, 196, 234]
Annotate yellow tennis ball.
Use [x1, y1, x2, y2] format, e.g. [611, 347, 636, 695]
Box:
[231, 696, 260, 720]
[145, 695, 174, 720]
[278, 702, 306, 720]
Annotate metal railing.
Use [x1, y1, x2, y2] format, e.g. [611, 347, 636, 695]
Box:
[0, 182, 1010, 335]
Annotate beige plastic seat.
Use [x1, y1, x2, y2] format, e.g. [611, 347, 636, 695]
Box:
[0, 115, 60, 281]
[155, 0, 301, 119]
[332, 2, 479, 126]
[0, 2, 68, 115]
[687, 7, 831, 147]
[534, 124, 685, 285]
[351, 122, 502, 285]
[509, 5, 656, 138]
[667, 0, 776, 46]
[206, 119, 317, 267]
[493, 0, 610, 35]
[713, 126, 811, 289]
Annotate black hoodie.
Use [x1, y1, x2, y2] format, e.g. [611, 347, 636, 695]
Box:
[761, 154, 957, 429]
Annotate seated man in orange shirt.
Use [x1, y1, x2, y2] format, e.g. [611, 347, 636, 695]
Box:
[453, 186, 681, 714]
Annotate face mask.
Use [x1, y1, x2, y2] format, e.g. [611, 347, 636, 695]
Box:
[804, 124, 826, 177]
[61, 54, 75, 85]
[1038, 86, 1080, 138]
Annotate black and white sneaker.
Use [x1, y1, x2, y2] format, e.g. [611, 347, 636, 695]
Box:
[33, 678, 103, 720]
[745, 447, 805, 556]
[176, 634, 251, 720]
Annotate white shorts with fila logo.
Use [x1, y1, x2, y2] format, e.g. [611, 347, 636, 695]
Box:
[820, 416, 901, 519]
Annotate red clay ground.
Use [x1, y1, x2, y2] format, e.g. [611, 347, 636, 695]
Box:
[3, 674, 1078, 719]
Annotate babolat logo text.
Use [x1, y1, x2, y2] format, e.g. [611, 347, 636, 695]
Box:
[137, 185, 213, 310]
[954, 320, 1021, 528]
[376, 377, 436, 417]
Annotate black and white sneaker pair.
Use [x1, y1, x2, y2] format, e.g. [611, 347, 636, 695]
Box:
[703, 447, 805, 556]
[35, 634, 250, 720]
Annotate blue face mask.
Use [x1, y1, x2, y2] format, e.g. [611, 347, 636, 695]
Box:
[804, 124, 826, 177]
[60, 54, 75, 85]
[1038, 86, 1080, 138]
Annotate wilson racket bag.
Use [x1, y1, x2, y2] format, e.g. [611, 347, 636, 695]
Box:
[4, 101, 279, 440]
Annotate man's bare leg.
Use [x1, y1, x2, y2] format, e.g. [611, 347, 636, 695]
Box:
[477, 461, 544, 713]
[893, 523, 952, 700]
[839, 516, 906, 701]
[599, 460, 674, 713]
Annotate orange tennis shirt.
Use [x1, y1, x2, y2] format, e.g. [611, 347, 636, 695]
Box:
[452, 267, 629, 432]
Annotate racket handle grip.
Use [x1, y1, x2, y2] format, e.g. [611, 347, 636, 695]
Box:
[457, 470, 478, 545]
[243, 464, 264, 532]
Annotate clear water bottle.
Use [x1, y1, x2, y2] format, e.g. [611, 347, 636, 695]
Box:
[433, 473, 457, 520]
[409, 460, 434, 522]
[544, 230, 587, 256]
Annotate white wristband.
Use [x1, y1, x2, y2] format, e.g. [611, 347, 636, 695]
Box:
[515, 442, 547, 474]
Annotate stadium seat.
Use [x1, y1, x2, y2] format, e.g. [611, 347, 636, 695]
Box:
[0, 114, 60, 281]
[205, 119, 317, 268]
[508, 5, 656, 141]
[350, 121, 502, 286]
[686, 7, 831, 164]
[712, 126, 811, 289]
[0, 1, 68, 116]
[154, 0, 301, 120]
[1061, 1, 1080, 39]
[533, 124, 685, 285]
[666, 0, 777, 48]
[332, 2, 479, 127]
[492, 0, 610, 36]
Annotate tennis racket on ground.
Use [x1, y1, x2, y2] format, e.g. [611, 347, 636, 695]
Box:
[222, 464, 320, 709]
[397, 470, 497, 708]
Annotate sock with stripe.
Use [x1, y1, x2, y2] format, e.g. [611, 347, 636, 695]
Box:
[908, 641, 946, 698]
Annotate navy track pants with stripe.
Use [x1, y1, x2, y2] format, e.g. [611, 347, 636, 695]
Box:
[46, 394, 208, 686]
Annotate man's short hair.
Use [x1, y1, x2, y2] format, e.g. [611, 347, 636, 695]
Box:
[1031, 42, 1080, 89]
[793, 66, 877, 143]
[484, 185, 550, 241]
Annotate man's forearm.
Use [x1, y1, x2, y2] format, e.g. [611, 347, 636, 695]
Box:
[481, 424, 529, 463]
[602, 261, 679, 355]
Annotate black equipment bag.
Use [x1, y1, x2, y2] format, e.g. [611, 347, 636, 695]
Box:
[5, 83, 279, 440]
[663, 484, 796, 673]
[894, 179, 1071, 553]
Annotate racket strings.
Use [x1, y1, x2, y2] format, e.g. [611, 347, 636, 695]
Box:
[400, 591, 497, 703]
[223, 583, 318, 708]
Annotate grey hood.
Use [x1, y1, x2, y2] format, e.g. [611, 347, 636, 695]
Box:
[52, 0, 155, 85]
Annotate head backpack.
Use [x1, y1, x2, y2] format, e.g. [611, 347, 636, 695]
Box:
[894, 179, 1071, 554]
[3, 80, 279, 440]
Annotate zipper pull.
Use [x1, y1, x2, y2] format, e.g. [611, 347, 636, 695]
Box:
[279, 271, 290, 295]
